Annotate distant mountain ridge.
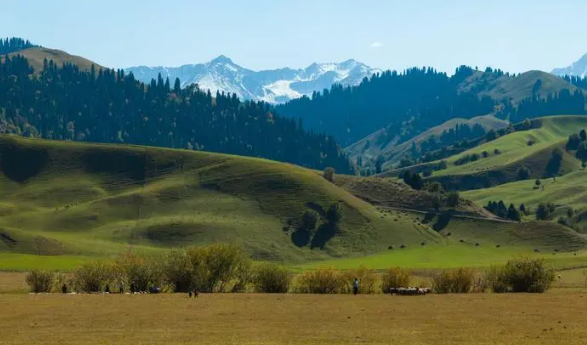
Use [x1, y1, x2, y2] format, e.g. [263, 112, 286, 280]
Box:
[125, 56, 380, 104]
[552, 53, 587, 78]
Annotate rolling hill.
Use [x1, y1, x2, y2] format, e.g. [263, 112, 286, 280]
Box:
[2, 136, 586, 270]
[0, 135, 444, 264]
[2, 47, 103, 72]
[387, 116, 587, 190]
[345, 70, 584, 170]
[346, 115, 509, 167]
[459, 70, 580, 103]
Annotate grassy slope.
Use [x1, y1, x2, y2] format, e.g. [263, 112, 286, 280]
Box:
[1, 134, 586, 271]
[463, 169, 587, 232]
[347, 70, 579, 166]
[423, 116, 587, 189]
[3, 47, 103, 72]
[0, 135, 441, 265]
[345, 115, 509, 165]
[459, 70, 580, 103]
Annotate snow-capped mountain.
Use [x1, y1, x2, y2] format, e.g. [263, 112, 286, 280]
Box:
[552, 53, 587, 77]
[125, 56, 380, 104]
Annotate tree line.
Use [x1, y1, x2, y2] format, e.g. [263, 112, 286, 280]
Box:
[277, 66, 496, 147]
[0, 37, 38, 55]
[0, 55, 354, 173]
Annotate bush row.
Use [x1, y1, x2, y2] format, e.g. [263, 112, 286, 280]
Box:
[25, 250, 555, 295]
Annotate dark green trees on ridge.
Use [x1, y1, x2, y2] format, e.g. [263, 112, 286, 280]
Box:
[0, 55, 354, 173]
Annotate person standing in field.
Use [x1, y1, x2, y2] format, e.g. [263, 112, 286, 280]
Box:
[61, 283, 67, 294]
[119, 281, 124, 294]
[353, 278, 359, 295]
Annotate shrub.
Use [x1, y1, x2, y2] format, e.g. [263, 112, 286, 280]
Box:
[326, 203, 344, 226]
[296, 268, 345, 294]
[195, 243, 251, 293]
[25, 270, 56, 293]
[516, 166, 530, 180]
[323, 167, 335, 182]
[446, 191, 460, 208]
[422, 169, 433, 178]
[485, 258, 555, 293]
[253, 262, 291, 293]
[343, 266, 378, 294]
[73, 260, 116, 293]
[470, 153, 480, 162]
[482, 151, 489, 158]
[161, 249, 195, 292]
[115, 253, 163, 292]
[494, 148, 501, 155]
[484, 265, 509, 293]
[424, 181, 443, 194]
[231, 258, 254, 293]
[536, 203, 550, 220]
[432, 268, 474, 293]
[301, 210, 319, 232]
[454, 155, 471, 166]
[381, 267, 411, 293]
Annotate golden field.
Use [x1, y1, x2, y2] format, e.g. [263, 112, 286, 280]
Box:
[1, 290, 587, 344]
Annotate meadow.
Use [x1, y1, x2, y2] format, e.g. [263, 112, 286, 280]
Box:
[2, 291, 587, 345]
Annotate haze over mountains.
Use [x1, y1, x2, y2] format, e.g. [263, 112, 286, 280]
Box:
[552, 52, 587, 78]
[125, 56, 380, 104]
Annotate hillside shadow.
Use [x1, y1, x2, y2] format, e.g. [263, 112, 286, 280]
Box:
[433, 212, 452, 231]
[0, 145, 49, 183]
[83, 149, 148, 181]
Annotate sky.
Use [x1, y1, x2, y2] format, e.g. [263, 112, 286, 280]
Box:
[3, 0, 587, 73]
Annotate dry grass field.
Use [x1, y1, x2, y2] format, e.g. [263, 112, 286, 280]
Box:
[0, 292, 587, 345]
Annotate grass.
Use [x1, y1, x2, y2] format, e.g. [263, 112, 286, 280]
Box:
[2, 293, 587, 344]
[0, 135, 441, 266]
[296, 243, 587, 270]
[434, 116, 587, 178]
[3, 47, 103, 73]
[2, 134, 587, 271]
[463, 169, 587, 217]
[0, 253, 92, 271]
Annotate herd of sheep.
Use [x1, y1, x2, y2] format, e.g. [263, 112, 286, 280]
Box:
[388, 287, 431, 296]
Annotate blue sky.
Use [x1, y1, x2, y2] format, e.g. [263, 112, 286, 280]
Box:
[3, 0, 587, 73]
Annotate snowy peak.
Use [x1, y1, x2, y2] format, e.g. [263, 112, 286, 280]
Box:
[552, 53, 587, 78]
[125, 57, 379, 104]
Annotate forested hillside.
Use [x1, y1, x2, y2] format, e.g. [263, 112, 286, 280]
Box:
[0, 55, 353, 173]
[278, 66, 587, 152]
[277, 66, 496, 147]
[0, 37, 38, 55]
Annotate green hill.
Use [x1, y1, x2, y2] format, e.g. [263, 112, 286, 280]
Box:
[0, 135, 444, 264]
[390, 116, 587, 190]
[459, 70, 581, 103]
[463, 169, 587, 232]
[346, 115, 509, 168]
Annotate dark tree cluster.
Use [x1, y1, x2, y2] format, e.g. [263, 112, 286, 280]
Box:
[277, 66, 496, 146]
[497, 89, 586, 123]
[415, 123, 486, 160]
[402, 171, 424, 190]
[560, 75, 587, 90]
[536, 203, 556, 221]
[485, 201, 521, 221]
[0, 37, 38, 55]
[545, 149, 563, 177]
[0, 55, 354, 173]
[565, 129, 587, 163]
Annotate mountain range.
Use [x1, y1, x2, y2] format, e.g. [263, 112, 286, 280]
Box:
[125, 56, 380, 104]
[552, 53, 587, 77]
